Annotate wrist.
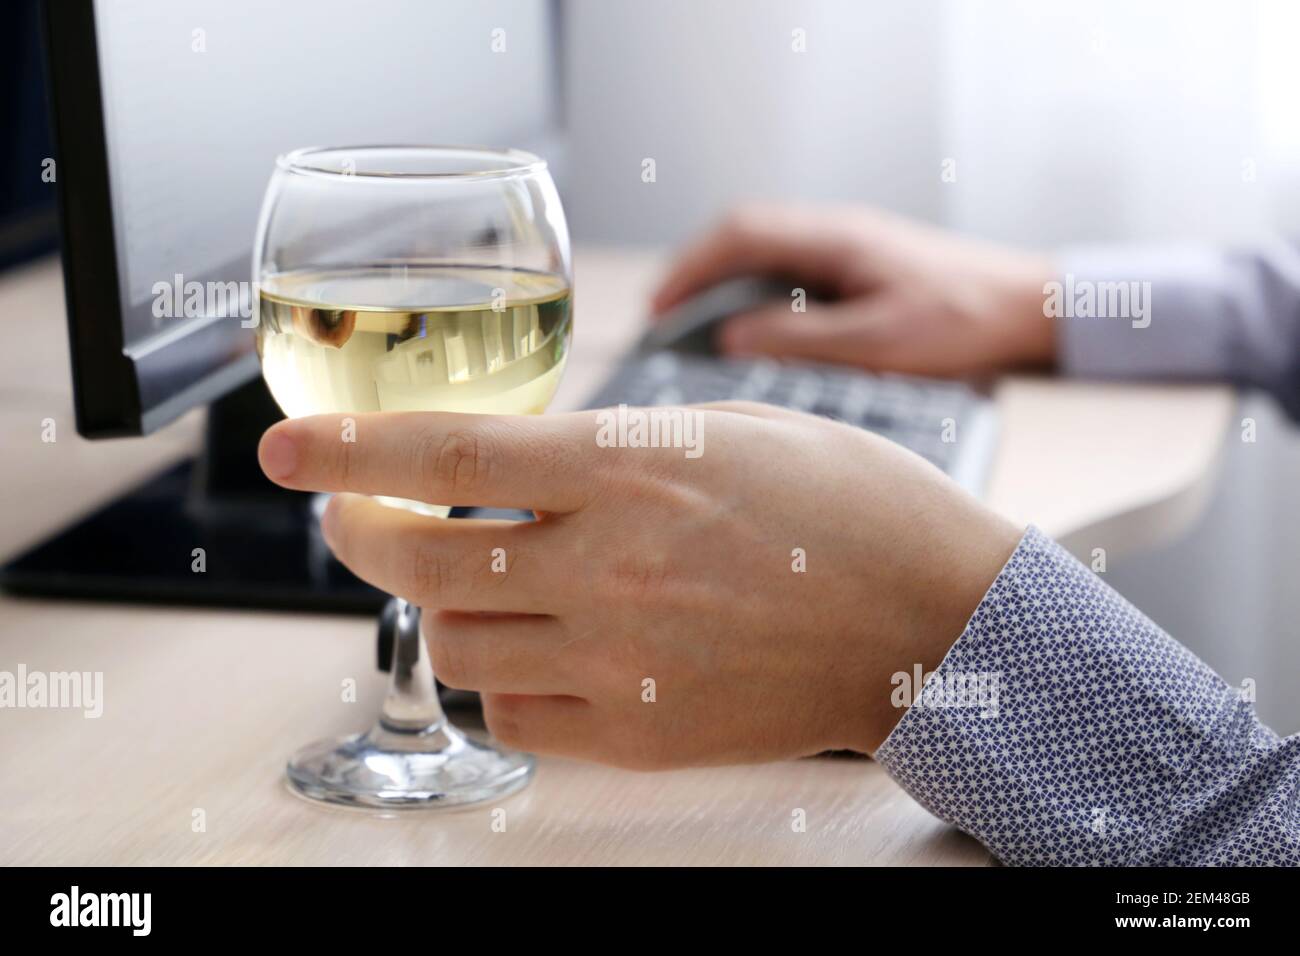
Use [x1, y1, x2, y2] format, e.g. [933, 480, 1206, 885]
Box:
[999, 255, 1057, 368]
[854, 512, 1023, 755]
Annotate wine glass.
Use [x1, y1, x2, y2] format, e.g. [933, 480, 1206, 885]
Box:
[251, 145, 572, 809]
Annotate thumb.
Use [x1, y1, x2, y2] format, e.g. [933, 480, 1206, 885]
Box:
[716, 301, 886, 364]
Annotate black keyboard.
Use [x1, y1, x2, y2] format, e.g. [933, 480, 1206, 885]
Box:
[583, 352, 998, 493]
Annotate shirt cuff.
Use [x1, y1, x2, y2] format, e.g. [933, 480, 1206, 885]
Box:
[874, 525, 1239, 866]
[1054, 243, 1237, 383]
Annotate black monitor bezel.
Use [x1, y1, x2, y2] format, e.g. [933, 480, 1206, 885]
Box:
[42, 0, 259, 439]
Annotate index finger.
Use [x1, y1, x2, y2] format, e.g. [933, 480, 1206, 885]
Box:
[649, 205, 854, 316]
[258, 410, 597, 512]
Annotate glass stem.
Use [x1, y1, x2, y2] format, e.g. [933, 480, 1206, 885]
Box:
[379, 598, 447, 734]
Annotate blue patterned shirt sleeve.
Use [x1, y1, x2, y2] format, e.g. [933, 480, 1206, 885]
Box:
[874, 526, 1300, 866]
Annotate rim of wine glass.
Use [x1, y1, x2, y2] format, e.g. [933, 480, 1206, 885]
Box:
[276, 145, 547, 182]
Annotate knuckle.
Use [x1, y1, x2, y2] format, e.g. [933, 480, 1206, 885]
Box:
[606, 550, 673, 602]
[719, 206, 760, 240]
[707, 399, 772, 418]
[425, 428, 492, 496]
[482, 695, 526, 749]
[719, 202, 785, 243]
[733, 398, 772, 416]
[331, 434, 358, 486]
[405, 543, 455, 601]
[427, 632, 470, 688]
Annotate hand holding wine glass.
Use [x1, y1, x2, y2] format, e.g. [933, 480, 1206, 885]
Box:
[258, 402, 1021, 766]
[252, 145, 572, 808]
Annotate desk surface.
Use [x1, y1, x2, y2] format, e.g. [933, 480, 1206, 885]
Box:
[0, 249, 1231, 865]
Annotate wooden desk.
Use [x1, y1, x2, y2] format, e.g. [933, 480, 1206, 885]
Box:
[0, 249, 1231, 865]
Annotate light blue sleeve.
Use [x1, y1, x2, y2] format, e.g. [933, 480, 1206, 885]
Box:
[1056, 240, 1300, 420]
[874, 526, 1300, 866]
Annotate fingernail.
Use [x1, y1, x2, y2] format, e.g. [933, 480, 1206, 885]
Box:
[260, 431, 299, 480]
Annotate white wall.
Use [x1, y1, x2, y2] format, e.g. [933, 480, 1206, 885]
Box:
[564, 0, 946, 242]
[941, 0, 1300, 245]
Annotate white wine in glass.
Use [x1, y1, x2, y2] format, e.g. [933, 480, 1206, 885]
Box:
[258, 264, 571, 515]
[252, 146, 572, 808]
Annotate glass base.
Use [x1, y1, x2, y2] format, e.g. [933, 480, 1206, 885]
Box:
[286, 719, 534, 810]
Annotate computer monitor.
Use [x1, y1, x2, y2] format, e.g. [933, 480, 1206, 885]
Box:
[1, 0, 565, 613]
[48, 0, 565, 437]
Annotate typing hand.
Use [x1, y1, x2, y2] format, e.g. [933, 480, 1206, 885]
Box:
[652, 203, 1056, 377]
[258, 404, 1019, 767]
